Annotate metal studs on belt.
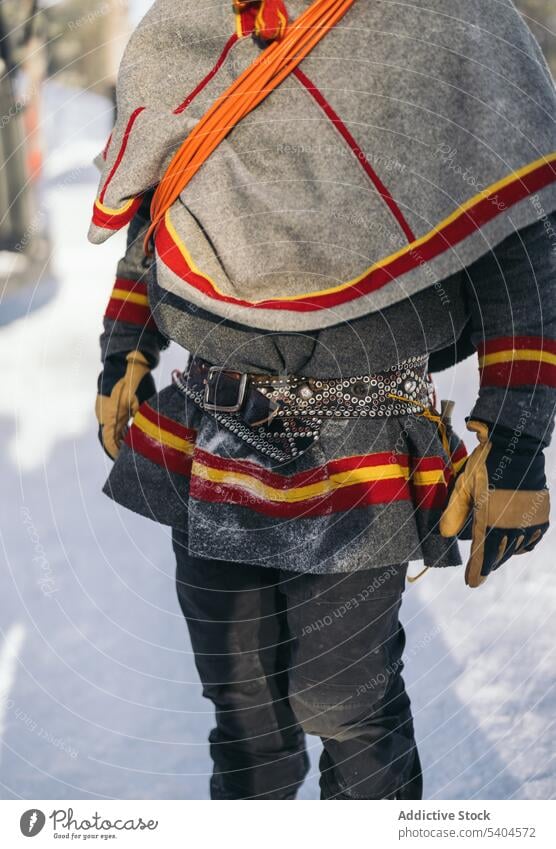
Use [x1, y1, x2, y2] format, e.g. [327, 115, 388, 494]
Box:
[297, 383, 313, 400]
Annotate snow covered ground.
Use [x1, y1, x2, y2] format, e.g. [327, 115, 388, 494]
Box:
[0, 81, 555, 801]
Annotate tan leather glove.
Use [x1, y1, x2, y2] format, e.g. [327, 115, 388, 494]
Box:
[95, 351, 153, 460]
[439, 420, 550, 588]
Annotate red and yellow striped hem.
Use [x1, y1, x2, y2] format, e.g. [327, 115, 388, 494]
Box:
[189, 449, 465, 517]
[125, 403, 467, 517]
[125, 403, 197, 476]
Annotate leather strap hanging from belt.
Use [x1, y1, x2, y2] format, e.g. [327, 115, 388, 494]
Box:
[145, 0, 356, 251]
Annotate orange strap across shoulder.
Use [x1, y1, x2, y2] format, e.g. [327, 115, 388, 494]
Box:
[145, 0, 356, 251]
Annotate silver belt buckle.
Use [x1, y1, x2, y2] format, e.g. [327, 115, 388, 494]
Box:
[203, 366, 248, 413]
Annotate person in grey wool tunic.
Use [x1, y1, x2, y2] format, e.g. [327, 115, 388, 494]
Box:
[92, 0, 556, 799]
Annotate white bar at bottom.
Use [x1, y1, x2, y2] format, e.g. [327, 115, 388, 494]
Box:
[2, 800, 554, 848]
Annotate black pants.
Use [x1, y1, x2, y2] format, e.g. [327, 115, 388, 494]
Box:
[173, 530, 422, 799]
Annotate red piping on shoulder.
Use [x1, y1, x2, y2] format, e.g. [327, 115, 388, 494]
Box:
[173, 34, 239, 115]
[99, 107, 145, 203]
[293, 67, 416, 244]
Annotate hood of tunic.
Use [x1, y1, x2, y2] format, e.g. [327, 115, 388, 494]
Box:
[88, 0, 556, 331]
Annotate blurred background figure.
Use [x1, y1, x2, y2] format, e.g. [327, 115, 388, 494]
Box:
[45, 0, 131, 116]
[0, 0, 131, 318]
[0, 1, 47, 298]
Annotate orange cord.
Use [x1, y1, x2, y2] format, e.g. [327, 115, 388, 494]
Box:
[144, 0, 356, 252]
[387, 392, 456, 474]
[407, 565, 430, 584]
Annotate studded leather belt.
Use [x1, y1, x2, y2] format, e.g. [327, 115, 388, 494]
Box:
[172, 355, 433, 462]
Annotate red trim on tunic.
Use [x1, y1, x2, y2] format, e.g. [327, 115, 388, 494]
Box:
[156, 157, 556, 312]
[480, 361, 556, 388]
[99, 107, 145, 203]
[125, 426, 193, 477]
[173, 35, 239, 115]
[138, 402, 198, 443]
[102, 132, 113, 161]
[478, 336, 556, 356]
[189, 474, 453, 516]
[189, 475, 414, 518]
[92, 195, 142, 231]
[186, 448, 461, 518]
[191, 447, 464, 491]
[293, 67, 415, 243]
[192, 447, 404, 488]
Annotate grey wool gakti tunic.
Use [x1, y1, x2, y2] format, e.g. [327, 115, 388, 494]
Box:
[94, 1, 556, 574]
